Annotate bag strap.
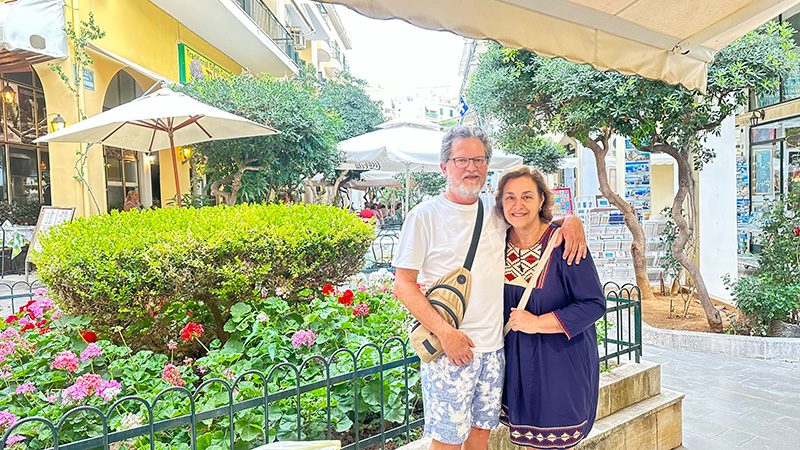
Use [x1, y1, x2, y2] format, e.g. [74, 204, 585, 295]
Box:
[503, 227, 560, 337]
[462, 197, 484, 271]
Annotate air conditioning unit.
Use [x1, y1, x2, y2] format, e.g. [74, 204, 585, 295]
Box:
[289, 29, 306, 50]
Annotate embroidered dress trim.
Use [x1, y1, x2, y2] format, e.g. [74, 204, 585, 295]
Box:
[504, 227, 555, 289]
[552, 311, 571, 339]
[500, 407, 588, 449]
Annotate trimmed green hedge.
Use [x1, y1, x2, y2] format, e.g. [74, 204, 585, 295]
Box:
[35, 204, 373, 352]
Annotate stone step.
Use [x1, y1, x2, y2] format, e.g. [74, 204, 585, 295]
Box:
[597, 359, 661, 420]
[577, 388, 684, 450]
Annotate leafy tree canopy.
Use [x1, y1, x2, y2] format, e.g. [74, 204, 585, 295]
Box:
[318, 72, 385, 140]
[468, 21, 798, 164]
[173, 72, 341, 204]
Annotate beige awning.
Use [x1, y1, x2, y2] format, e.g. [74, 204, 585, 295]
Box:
[319, 0, 800, 92]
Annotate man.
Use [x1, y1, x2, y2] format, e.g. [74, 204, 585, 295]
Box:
[393, 126, 586, 450]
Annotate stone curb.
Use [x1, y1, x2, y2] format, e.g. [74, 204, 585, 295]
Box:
[643, 322, 800, 362]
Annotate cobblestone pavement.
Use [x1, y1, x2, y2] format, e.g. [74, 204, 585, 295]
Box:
[645, 345, 800, 450]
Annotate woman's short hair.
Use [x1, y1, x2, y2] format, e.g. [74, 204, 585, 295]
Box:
[494, 166, 554, 223]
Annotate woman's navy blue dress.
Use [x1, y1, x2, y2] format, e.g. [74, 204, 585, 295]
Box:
[500, 225, 606, 449]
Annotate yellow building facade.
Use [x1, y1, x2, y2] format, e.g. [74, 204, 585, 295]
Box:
[1, 0, 348, 216]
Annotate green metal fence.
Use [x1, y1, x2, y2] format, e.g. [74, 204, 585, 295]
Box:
[1, 285, 641, 450]
[0, 280, 39, 314]
[601, 282, 643, 370]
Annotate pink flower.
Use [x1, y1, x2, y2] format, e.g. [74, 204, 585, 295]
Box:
[76, 373, 103, 390]
[357, 285, 368, 292]
[96, 380, 121, 401]
[80, 343, 102, 362]
[183, 357, 193, 366]
[291, 329, 315, 348]
[45, 396, 57, 403]
[15, 382, 35, 395]
[62, 383, 90, 403]
[51, 351, 79, 371]
[167, 340, 178, 350]
[353, 303, 370, 317]
[0, 329, 19, 340]
[0, 341, 14, 357]
[27, 297, 54, 319]
[162, 364, 185, 387]
[256, 313, 268, 323]
[5, 435, 25, 446]
[0, 411, 15, 429]
[223, 368, 235, 380]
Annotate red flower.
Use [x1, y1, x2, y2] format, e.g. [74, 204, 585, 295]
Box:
[794, 226, 799, 236]
[38, 326, 50, 335]
[35, 319, 47, 327]
[181, 323, 204, 341]
[322, 284, 335, 295]
[20, 323, 34, 332]
[4, 315, 18, 324]
[18, 300, 35, 314]
[81, 331, 98, 343]
[337, 290, 354, 306]
[187, 312, 193, 316]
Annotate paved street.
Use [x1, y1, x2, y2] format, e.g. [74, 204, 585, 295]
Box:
[645, 345, 800, 449]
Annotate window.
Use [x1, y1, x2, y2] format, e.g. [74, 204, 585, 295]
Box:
[0, 71, 48, 206]
[104, 147, 139, 211]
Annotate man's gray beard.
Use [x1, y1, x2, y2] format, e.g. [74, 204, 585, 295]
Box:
[447, 176, 483, 199]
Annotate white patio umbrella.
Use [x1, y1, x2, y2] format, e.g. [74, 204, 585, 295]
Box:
[34, 87, 279, 207]
[319, 0, 800, 92]
[336, 119, 522, 215]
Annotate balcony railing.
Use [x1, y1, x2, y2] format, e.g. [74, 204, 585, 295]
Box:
[235, 0, 301, 67]
[328, 40, 341, 61]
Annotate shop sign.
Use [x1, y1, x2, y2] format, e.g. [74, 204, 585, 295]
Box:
[72, 66, 95, 91]
[178, 44, 232, 84]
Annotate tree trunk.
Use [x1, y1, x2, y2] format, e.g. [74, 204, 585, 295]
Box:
[330, 170, 350, 206]
[657, 144, 723, 332]
[208, 157, 263, 206]
[579, 131, 654, 302]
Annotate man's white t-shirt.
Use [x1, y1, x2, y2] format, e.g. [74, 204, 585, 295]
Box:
[393, 194, 508, 353]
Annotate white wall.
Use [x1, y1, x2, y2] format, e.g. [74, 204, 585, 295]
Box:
[699, 115, 737, 301]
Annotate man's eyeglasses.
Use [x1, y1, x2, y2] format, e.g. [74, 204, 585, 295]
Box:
[448, 156, 489, 168]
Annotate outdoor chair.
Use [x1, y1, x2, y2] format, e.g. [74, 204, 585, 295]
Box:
[370, 234, 397, 269]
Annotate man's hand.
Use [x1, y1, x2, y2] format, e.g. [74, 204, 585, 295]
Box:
[553, 215, 587, 265]
[508, 308, 540, 334]
[439, 327, 475, 366]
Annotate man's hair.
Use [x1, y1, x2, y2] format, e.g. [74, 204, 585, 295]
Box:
[440, 126, 493, 164]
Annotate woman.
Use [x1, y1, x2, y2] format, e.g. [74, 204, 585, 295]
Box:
[496, 166, 605, 449]
[123, 190, 145, 212]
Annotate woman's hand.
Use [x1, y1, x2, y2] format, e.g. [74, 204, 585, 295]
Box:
[509, 308, 540, 334]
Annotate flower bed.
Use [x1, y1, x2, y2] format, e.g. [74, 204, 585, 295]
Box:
[0, 270, 418, 449]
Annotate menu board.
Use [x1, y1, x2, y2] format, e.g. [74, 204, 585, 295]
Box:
[26, 206, 76, 262]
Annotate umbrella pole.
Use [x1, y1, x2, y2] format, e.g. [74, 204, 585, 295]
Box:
[169, 131, 183, 207]
[404, 166, 410, 218]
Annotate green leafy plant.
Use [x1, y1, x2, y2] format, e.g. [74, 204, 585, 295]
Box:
[723, 193, 800, 335]
[0, 273, 419, 450]
[34, 204, 373, 352]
